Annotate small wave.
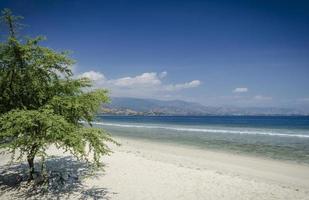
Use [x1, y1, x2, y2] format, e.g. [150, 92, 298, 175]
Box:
[90, 121, 309, 138]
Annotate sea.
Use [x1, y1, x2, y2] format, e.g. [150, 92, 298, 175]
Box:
[93, 115, 309, 164]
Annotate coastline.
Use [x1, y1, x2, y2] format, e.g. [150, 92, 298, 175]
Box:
[94, 115, 309, 165]
[1, 136, 309, 199]
[110, 137, 309, 187]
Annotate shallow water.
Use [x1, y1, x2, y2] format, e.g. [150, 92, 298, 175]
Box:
[93, 115, 309, 164]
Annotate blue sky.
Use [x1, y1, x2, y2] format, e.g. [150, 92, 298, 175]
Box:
[1, 0, 309, 108]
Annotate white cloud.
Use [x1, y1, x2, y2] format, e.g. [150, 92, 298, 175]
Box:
[233, 87, 248, 93]
[111, 72, 161, 87]
[78, 70, 105, 81]
[164, 80, 201, 91]
[76, 70, 201, 99]
[253, 95, 272, 101]
[159, 71, 167, 78]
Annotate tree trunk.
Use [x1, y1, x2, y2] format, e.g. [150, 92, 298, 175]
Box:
[27, 144, 38, 181]
[27, 156, 35, 180]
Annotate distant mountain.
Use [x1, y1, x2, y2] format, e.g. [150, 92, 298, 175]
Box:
[100, 97, 308, 116]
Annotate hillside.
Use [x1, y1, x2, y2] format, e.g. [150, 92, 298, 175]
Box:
[100, 97, 307, 116]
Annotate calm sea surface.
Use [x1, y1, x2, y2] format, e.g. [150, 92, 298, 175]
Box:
[93, 115, 309, 164]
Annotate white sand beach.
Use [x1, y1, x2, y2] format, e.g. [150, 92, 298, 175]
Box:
[1, 136, 309, 200]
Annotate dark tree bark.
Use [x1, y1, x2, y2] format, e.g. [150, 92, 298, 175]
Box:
[27, 144, 38, 180]
[27, 156, 35, 180]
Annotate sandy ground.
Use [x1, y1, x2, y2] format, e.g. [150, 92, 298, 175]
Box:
[1, 136, 309, 200]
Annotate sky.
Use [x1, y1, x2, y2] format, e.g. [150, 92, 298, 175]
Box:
[1, 0, 309, 108]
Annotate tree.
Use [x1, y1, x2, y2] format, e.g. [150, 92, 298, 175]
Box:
[0, 9, 117, 180]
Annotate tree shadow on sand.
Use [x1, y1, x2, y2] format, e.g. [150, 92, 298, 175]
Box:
[0, 156, 112, 199]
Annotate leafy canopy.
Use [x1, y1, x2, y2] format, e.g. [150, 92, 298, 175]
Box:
[0, 9, 116, 178]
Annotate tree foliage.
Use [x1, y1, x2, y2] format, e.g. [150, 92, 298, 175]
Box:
[0, 9, 117, 180]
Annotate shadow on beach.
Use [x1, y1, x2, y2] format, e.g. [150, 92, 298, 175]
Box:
[0, 156, 111, 199]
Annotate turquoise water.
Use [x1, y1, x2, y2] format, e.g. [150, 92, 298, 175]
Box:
[93, 116, 309, 164]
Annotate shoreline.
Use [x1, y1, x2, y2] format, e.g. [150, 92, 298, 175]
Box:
[96, 136, 309, 199]
[111, 136, 309, 187]
[108, 134, 309, 165]
[94, 116, 309, 165]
